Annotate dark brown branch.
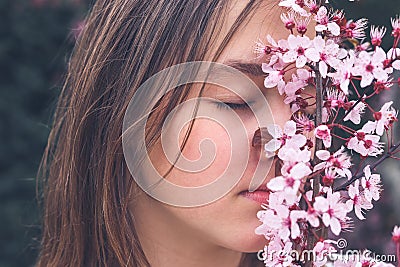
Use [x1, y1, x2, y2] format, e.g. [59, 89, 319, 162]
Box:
[305, 63, 325, 267]
[334, 141, 400, 191]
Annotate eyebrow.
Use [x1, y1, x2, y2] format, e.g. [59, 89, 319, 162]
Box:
[223, 60, 265, 77]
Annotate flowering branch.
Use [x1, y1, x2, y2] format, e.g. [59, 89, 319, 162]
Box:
[306, 62, 326, 261]
[254, 1, 400, 266]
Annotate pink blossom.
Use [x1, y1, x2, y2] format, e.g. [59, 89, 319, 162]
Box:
[261, 35, 289, 70]
[328, 52, 356, 94]
[281, 155, 312, 174]
[347, 131, 384, 157]
[333, 249, 389, 266]
[278, 145, 312, 163]
[255, 196, 294, 239]
[313, 240, 336, 267]
[255, 209, 279, 238]
[269, 190, 300, 208]
[261, 238, 298, 267]
[393, 60, 400, 70]
[254, 39, 270, 58]
[262, 60, 286, 89]
[360, 120, 377, 134]
[361, 165, 381, 202]
[343, 101, 366, 125]
[295, 15, 310, 35]
[321, 168, 341, 187]
[392, 225, 400, 243]
[344, 18, 369, 39]
[387, 48, 400, 70]
[282, 68, 310, 97]
[313, 189, 349, 235]
[314, 6, 340, 36]
[374, 101, 398, 136]
[355, 41, 371, 52]
[322, 107, 329, 123]
[330, 9, 345, 25]
[314, 146, 352, 179]
[293, 112, 315, 133]
[280, 11, 296, 30]
[304, 196, 320, 227]
[279, 0, 308, 16]
[391, 15, 400, 37]
[268, 162, 312, 193]
[256, 203, 303, 241]
[305, 36, 347, 78]
[267, 175, 301, 193]
[266, 34, 289, 52]
[326, 88, 346, 108]
[376, 48, 400, 74]
[352, 47, 389, 88]
[346, 180, 373, 220]
[270, 139, 313, 191]
[305, 0, 319, 14]
[264, 120, 307, 153]
[255, 4, 399, 258]
[370, 25, 387, 47]
[356, 102, 397, 137]
[322, 88, 347, 122]
[289, 210, 307, 239]
[282, 35, 312, 68]
[314, 124, 332, 148]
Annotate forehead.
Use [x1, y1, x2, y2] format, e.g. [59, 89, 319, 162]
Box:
[215, 0, 289, 64]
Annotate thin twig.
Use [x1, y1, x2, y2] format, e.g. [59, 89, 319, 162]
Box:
[334, 141, 400, 191]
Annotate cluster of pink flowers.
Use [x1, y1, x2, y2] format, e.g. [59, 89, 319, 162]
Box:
[255, 1, 400, 266]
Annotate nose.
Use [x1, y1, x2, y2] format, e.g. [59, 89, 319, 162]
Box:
[252, 127, 272, 148]
[247, 95, 292, 191]
[251, 94, 292, 149]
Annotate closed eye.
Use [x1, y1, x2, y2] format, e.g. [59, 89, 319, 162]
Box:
[215, 101, 253, 110]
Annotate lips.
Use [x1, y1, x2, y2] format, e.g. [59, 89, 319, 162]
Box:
[238, 157, 279, 204]
[239, 188, 270, 204]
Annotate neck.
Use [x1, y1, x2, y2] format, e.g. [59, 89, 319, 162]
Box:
[131, 194, 243, 267]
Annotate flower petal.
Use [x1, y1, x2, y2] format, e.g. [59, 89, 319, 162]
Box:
[316, 150, 330, 160]
[267, 176, 286, 191]
[305, 48, 320, 62]
[284, 120, 297, 136]
[330, 217, 342, 235]
[265, 139, 281, 152]
[267, 124, 283, 138]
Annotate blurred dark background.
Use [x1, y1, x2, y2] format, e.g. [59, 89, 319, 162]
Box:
[1, 1, 90, 266]
[0, 0, 399, 266]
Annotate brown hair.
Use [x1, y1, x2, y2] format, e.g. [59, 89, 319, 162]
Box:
[36, 0, 266, 266]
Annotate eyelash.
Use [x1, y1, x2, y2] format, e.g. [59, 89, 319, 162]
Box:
[215, 102, 250, 110]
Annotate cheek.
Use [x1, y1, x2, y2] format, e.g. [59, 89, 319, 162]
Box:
[166, 118, 233, 187]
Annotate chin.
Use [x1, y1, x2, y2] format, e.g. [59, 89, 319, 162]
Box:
[239, 234, 267, 253]
[228, 207, 269, 252]
[227, 240, 265, 254]
[225, 225, 268, 253]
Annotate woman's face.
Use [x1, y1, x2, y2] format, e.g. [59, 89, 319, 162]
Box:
[133, 0, 294, 254]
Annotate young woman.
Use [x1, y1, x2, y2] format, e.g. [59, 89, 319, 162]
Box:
[36, 0, 293, 266]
